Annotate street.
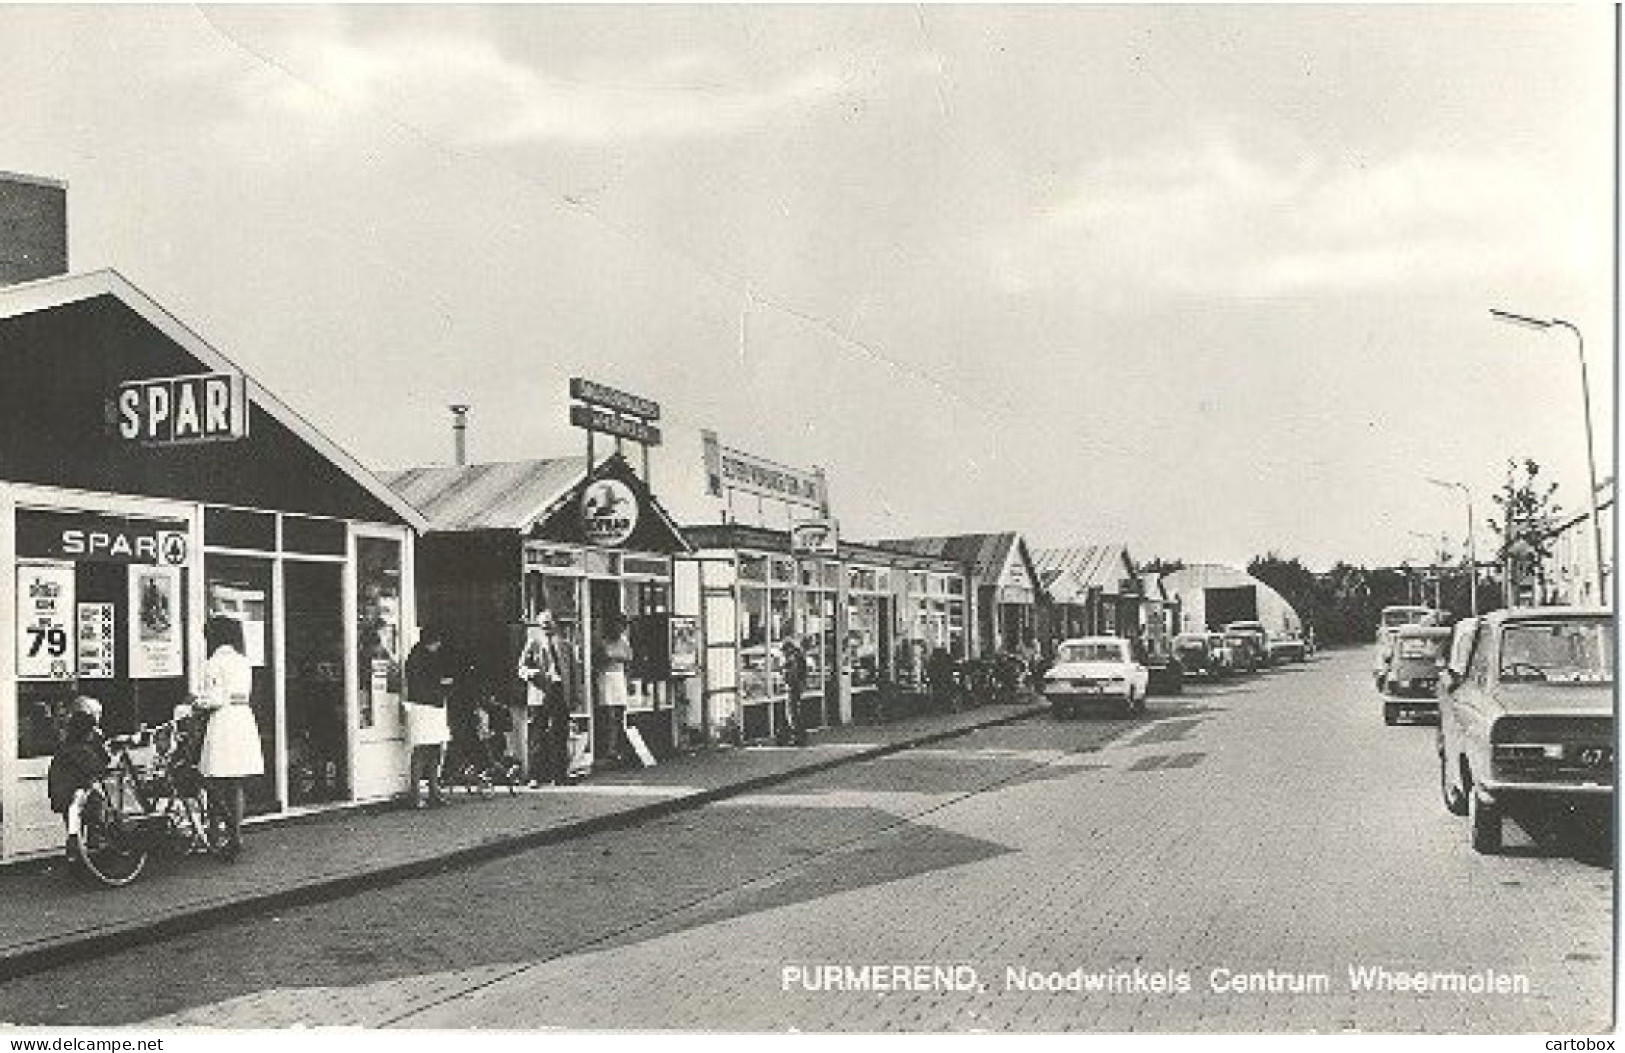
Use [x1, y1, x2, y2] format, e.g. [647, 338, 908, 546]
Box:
[0, 648, 1611, 1032]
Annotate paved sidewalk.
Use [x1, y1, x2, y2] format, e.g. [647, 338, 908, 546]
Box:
[0, 698, 1043, 982]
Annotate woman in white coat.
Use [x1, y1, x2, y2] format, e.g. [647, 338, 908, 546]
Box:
[196, 614, 264, 859]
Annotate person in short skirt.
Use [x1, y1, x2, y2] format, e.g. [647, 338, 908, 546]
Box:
[403, 627, 453, 807]
[196, 614, 264, 859]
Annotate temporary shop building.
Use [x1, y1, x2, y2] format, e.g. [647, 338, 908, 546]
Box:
[868, 532, 1043, 657]
[1030, 543, 1146, 648]
[680, 523, 972, 741]
[382, 454, 697, 773]
[0, 269, 425, 861]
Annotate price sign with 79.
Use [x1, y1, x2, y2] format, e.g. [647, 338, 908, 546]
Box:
[16, 565, 76, 681]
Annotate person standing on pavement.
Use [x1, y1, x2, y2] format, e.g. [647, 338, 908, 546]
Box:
[403, 627, 453, 808]
[195, 615, 264, 858]
[517, 610, 572, 786]
[595, 611, 634, 764]
[778, 637, 809, 747]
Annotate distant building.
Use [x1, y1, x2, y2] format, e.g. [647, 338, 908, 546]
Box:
[1160, 564, 1304, 636]
[1546, 478, 1614, 607]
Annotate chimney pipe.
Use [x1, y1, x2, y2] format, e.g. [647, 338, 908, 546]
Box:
[449, 404, 470, 466]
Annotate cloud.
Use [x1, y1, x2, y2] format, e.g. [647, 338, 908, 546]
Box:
[991, 125, 1596, 302]
[242, 28, 873, 145]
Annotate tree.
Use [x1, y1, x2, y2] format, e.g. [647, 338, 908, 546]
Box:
[1487, 458, 1563, 604]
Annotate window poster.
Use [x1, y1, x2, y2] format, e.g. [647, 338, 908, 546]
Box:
[16, 564, 75, 681]
[129, 565, 183, 679]
[77, 602, 116, 680]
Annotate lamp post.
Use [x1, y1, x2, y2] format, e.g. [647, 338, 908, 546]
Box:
[1489, 309, 1607, 605]
[1427, 477, 1478, 615]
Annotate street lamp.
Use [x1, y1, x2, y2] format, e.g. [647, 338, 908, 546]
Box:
[1427, 477, 1478, 615]
[1489, 308, 1607, 605]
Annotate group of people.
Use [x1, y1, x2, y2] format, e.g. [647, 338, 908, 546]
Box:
[401, 609, 638, 800]
[50, 614, 263, 860]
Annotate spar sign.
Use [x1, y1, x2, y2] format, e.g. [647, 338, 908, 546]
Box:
[116, 372, 247, 445]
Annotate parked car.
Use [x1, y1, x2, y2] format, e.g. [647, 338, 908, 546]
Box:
[1042, 636, 1150, 718]
[1437, 607, 1613, 854]
[1174, 632, 1226, 680]
[1268, 632, 1308, 664]
[1380, 624, 1453, 724]
[1222, 622, 1267, 672]
[1374, 604, 1443, 687]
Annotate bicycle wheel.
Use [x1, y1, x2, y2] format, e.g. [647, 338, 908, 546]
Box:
[73, 786, 149, 887]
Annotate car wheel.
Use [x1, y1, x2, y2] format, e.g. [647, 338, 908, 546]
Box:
[1383, 703, 1400, 726]
[1438, 742, 1468, 816]
[1469, 786, 1502, 854]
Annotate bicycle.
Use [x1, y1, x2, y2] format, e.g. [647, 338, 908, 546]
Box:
[66, 715, 216, 887]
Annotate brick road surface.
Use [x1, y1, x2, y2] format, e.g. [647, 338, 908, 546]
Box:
[0, 649, 1611, 1032]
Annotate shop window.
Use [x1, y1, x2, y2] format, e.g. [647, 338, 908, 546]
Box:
[16, 552, 190, 760]
[355, 537, 403, 731]
[771, 557, 796, 584]
[282, 515, 347, 557]
[739, 585, 770, 701]
[205, 507, 277, 551]
[738, 554, 768, 583]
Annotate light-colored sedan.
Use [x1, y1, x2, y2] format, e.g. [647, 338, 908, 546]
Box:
[1042, 636, 1150, 718]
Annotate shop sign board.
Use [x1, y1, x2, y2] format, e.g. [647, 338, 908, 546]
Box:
[569, 378, 660, 421]
[569, 404, 662, 447]
[77, 602, 117, 680]
[524, 542, 587, 574]
[790, 519, 840, 556]
[16, 564, 75, 681]
[16, 509, 189, 565]
[581, 478, 641, 548]
[116, 371, 247, 445]
[701, 430, 828, 511]
[129, 565, 184, 679]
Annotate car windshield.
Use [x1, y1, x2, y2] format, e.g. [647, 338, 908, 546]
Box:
[1397, 637, 1443, 659]
[1059, 642, 1125, 663]
[1381, 607, 1435, 628]
[1498, 621, 1614, 684]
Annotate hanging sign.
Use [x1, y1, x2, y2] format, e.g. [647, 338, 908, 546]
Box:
[16, 565, 75, 681]
[116, 371, 247, 445]
[129, 565, 184, 679]
[76, 602, 116, 680]
[790, 519, 840, 556]
[581, 478, 641, 548]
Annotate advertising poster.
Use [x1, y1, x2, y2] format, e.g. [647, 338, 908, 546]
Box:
[129, 565, 183, 679]
[16, 564, 75, 681]
[76, 602, 116, 680]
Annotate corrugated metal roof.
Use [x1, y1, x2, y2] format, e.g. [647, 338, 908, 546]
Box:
[380, 458, 587, 532]
[868, 533, 1019, 586]
[1032, 544, 1134, 600]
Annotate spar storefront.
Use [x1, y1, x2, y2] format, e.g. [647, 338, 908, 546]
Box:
[0, 270, 424, 861]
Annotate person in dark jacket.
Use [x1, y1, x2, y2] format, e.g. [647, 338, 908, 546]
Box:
[403, 628, 453, 807]
[777, 638, 809, 747]
[48, 696, 110, 820]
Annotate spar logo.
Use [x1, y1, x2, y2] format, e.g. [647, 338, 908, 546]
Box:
[582, 479, 639, 547]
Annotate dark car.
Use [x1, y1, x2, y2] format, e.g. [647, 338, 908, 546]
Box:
[1222, 623, 1266, 672]
[1174, 632, 1225, 680]
[1381, 624, 1453, 725]
[1437, 607, 1613, 854]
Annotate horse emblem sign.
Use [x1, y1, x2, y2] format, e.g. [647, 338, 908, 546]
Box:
[582, 479, 640, 547]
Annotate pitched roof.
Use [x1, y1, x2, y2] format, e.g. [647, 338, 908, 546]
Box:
[381, 458, 587, 532]
[0, 268, 427, 531]
[867, 533, 1024, 587]
[1031, 544, 1136, 601]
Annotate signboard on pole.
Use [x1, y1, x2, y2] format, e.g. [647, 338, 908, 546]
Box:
[701, 429, 828, 512]
[570, 378, 660, 420]
[569, 404, 662, 447]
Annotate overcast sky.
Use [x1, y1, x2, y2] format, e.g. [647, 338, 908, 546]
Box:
[6, 4, 1614, 569]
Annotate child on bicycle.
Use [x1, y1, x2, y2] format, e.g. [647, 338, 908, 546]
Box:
[47, 696, 111, 828]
